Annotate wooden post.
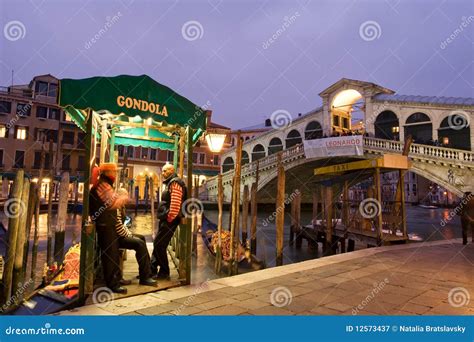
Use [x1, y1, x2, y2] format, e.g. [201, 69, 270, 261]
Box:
[150, 177, 156, 241]
[374, 168, 383, 245]
[22, 182, 36, 283]
[3, 170, 24, 303]
[12, 177, 30, 299]
[185, 127, 193, 284]
[173, 135, 179, 170]
[275, 153, 285, 266]
[178, 132, 185, 179]
[342, 180, 349, 228]
[325, 186, 334, 255]
[79, 110, 95, 303]
[250, 160, 259, 255]
[242, 184, 249, 245]
[46, 140, 53, 264]
[312, 189, 319, 228]
[54, 172, 69, 264]
[109, 129, 116, 163]
[399, 170, 407, 239]
[295, 189, 302, 248]
[100, 120, 108, 164]
[215, 174, 223, 273]
[229, 131, 242, 275]
[289, 192, 296, 246]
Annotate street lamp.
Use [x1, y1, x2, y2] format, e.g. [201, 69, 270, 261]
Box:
[205, 129, 227, 153]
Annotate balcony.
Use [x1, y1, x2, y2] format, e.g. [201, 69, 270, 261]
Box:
[0, 86, 33, 98]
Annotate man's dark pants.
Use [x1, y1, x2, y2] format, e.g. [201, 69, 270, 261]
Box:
[118, 234, 152, 280]
[151, 219, 179, 276]
[96, 224, 121, 289]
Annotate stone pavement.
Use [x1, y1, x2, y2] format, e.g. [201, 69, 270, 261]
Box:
[57, 239, 474, 316]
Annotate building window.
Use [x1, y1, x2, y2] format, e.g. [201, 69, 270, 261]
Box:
[36, 106, 48, 119]
[35, 81, 49, 95]
[199, 153, 205, 165]
[48, 83, 58, 97]
[118, 145, 124, 157]
[15, 126, 28, 140]
[167, 150, 174, 162]
[0, 101, 11, 115]
[49, 108, 59, 120]
[141, 147, 149, 159]
[192, 152, 198, 164]
[77, 155, 85, 171]
[342, 117, 349, 129]
[0, 125, 7, 138]
[62, 154, 71, 170]
[33, 152, 42, 169]
[333, 115, 340, 127]
[77, 133, 86, 148]
[14, 150, 25, 168]
[16, 103, 31, 117]
[62, 131, 75, 145]
[35, 128, 57, 143]
[213, 155, 219, 166]
[150, 149, 157, 160]
[127, 146, 134, 158]
[0, 149, 4, 166]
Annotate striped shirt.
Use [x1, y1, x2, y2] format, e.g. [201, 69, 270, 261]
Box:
[116, 209, 132, 238]
[167, 182, 184, 223]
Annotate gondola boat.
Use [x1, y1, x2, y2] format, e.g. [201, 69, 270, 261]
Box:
[200, 215, 265, 274]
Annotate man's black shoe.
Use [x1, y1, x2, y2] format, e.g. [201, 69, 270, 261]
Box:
[139, 278, 158, 286]
[111, 286, 128, 294]
[119, 279, 132, 285]
[153, 273, 170, 281]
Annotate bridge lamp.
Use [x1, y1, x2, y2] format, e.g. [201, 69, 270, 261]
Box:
[443, 137, 449, 145]
[205, 129, 227, 153]
[391, 126, 400, 133]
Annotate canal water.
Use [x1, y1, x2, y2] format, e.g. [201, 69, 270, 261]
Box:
[0, 206, 461, 284]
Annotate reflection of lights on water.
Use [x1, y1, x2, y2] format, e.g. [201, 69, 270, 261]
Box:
[408, 233, 423, 241]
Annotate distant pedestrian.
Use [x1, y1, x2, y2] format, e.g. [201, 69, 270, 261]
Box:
[459, 192, 474, 245]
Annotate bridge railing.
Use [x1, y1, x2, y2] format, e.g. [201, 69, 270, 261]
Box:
[363, 137, 474, 163]
[208, 137, 473, 190]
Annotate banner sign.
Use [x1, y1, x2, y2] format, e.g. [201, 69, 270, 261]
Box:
[304, 135, 364, 158]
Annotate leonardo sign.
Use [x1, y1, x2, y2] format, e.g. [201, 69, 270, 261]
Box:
[303, 135, 364, 158]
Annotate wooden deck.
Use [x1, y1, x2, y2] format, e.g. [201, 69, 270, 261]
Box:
[86, 242, 181, 305]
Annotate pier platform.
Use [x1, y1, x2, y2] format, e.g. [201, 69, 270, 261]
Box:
[57, 239, 474, 316]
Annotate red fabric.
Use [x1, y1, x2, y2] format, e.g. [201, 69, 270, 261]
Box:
[167, 182, 183, 222]
[91, 166, 100, 187]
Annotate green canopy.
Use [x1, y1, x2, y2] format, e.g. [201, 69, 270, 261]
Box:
[58, 75, 207, 150]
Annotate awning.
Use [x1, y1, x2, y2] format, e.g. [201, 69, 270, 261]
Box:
[58, 75, 207, 150]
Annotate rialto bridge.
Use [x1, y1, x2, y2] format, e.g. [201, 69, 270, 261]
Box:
[204, 79, 474, 202]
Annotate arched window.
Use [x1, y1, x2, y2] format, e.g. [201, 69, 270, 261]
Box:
[241, 150, 250, 165]
[252, 144, 265, 162]
[285, 129, 302, 148]
[222, 156, 234, 172]
[438, 114, 471, 150]
[404, 112, 432, 144]
[374, 111, 399, 140]
[268, 137, 283, 155]
[304, 121, 323, 140]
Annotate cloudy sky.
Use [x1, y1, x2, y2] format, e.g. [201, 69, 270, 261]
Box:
[0, 0, 472, 128]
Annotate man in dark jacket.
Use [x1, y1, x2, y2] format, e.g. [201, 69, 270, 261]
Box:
[151, 163, 187, 279]
[90, 163, 156, 293]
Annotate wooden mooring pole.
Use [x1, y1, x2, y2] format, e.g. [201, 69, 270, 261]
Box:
[54, 172, 69, 264]
[250, 161, 259, 255]
[215, 174, 223, 273]
[242, 184, 249, 246]
[275, 153, 285, 266]
[229, 131, 242, 275]
[46, 139, 54, 265]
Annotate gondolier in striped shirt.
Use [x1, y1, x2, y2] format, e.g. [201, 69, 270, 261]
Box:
[151, 163, 187, 279]
[90, 163, 156, 292]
